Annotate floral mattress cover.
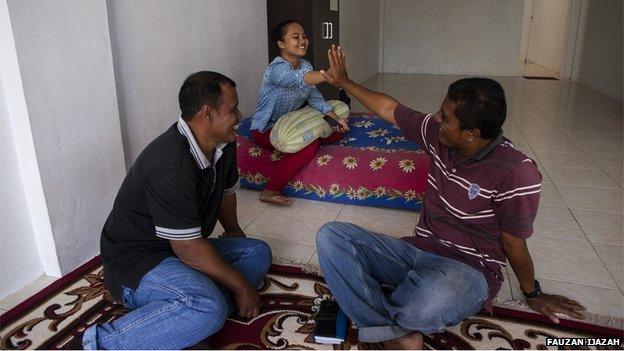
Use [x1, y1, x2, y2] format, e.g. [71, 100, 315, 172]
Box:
[236, 115, 429, 211]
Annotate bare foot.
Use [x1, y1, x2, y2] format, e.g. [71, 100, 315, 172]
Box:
[259, 190, 292, 206]
[382, 332, 423, 350]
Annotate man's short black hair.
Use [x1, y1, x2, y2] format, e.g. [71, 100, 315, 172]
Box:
[447, 78, 507, 139]
[178, 71, 236, 120]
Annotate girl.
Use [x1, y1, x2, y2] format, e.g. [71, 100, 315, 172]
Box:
[251, 20, 349, 205]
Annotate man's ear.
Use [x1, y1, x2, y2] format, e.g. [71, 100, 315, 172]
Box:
[201, 105, 214, 121]
[464, 128, 480, 142]
[469, 128, 481, 142]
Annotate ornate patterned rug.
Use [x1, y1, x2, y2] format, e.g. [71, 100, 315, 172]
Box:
[1, 257, 621, 350]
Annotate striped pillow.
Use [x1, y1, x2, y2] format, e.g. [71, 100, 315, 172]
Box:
[270, 100, 349, 153]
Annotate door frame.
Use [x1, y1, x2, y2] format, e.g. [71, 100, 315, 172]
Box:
[518, 0, 581, 80]
[561, 0, 582, 80]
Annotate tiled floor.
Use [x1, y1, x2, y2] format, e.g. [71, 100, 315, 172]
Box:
[518, 62, 560, 79]
[2, 74, 622, 322]
[0, 275, 57, 311]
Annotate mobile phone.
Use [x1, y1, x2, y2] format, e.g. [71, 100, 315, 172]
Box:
[323, 115, 341, 128]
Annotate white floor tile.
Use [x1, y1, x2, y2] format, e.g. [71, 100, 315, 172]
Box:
[1, 275, 58, 311]
[526, 236, 618, 289]
[556, 184, 623, 213]
[546, 166, 619, 189]
[518, 63, 558, 78]
[570, 208, 623, 245]
[494, 272, 514, 305]
[565, 132, 623, 145]
[592, 156, 623, 187]
[244, 198, 343, 245]
[575, 140, 624, 161]
[248, 235, 316, 265]
[592, 243, 624, 291]
[335, 204, 417, 238]
[539, 183, 568, 208]
[308, 249, 319, 267]
[532, 205, 587, 242]
[236, 189, 270, 227]
[536, 151, 599, 170]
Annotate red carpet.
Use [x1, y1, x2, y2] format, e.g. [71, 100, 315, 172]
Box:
[1, 257, 621, 349]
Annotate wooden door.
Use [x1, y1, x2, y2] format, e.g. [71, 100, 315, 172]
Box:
[266, 0, 315, 63]
[313, 0, 340, 100]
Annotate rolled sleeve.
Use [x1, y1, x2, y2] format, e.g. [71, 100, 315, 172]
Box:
[493, 160, 542, 238]
[395, 104, 436, 151]
[223, 143, 240, 197]
[223, 179, 240, 197]
[143, 170, 202, 241]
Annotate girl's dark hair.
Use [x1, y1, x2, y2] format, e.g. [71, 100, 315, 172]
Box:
[271, 20, 302, 52]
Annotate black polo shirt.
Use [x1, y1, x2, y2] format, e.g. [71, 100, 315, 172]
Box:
[100, 118, 240, 301]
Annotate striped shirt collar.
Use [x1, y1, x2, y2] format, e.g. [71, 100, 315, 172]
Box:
[451, 130, 504, 163]
[469, 130, 504, 161]
[177, 117, 227, 169]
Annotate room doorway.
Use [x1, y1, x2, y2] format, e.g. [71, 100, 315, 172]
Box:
[518, 0, 581, 80]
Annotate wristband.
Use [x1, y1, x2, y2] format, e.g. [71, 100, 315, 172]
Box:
[522, 279, 543, 299]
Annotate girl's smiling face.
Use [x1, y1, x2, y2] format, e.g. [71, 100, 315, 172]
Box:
[278, 22, 309, 59]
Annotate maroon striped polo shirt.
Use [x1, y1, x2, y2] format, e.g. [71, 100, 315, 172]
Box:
[395, 104, 542, 311]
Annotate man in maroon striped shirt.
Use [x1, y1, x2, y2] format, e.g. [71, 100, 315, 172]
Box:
[316, 46, 585, 349]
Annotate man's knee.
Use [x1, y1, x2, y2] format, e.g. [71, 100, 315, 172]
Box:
[316, 221, 351, 254]
[245, 238, 271, 257]
[392, 281, 485, 333]
[394, 301, 450, 333]
[250, 238, 272, 271]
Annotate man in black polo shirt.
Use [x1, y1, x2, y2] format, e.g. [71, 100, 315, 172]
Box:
[82, 71, 272, 350]
[316, 47, 585, 349]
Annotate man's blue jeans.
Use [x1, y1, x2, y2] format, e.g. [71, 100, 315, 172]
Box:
[316, 221, 488, 342]
[82, 237, 271, 350]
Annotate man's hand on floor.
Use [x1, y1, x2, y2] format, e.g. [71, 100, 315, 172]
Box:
[526, 293, 586, 323]
[234, 283, 261, 318]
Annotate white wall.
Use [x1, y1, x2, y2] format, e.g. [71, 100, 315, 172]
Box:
[525, 0, 571, 75]
[107, 0, 268, 167]
[572, 0, 623, 103]
[0, 77, 44, 299]
[1, 0, 61, 297]
[382, 0, 524, 76]
[7, 0, 126, 275]
[340, 0, 380, 83]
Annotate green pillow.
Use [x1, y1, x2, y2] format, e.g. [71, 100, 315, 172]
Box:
[270, 100, 349, 153]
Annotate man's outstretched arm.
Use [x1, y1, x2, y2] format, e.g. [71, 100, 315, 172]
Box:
[320, 45, 400, 125]
[501, 231, 586, 323]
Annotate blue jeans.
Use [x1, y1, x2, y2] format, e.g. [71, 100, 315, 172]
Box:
[82, 237, 271, 350]
[316, 222, 487, 342]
